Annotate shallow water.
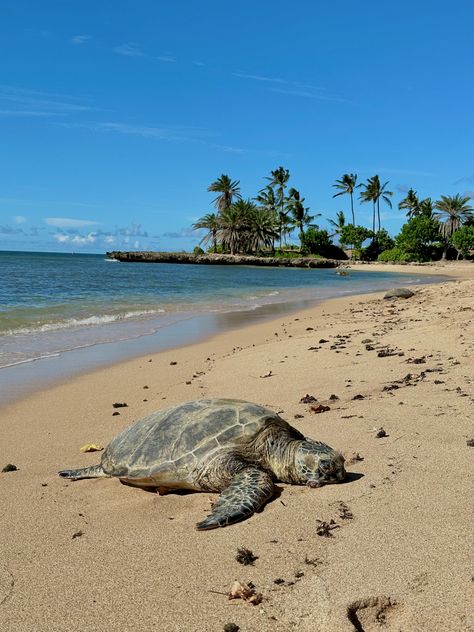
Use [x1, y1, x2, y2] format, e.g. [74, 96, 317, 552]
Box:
[0, 251, 445, 404]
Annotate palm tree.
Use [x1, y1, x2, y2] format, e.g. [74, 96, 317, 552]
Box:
[327, 210, 346, 239]
[287, 188, 315, 250]
[254, 186, 279, 252]
[419, 197, 434, 217]
[207, 174, 241, 213]
[434, 194, 474, 259]
[332, 173, 361, 225]
[398, 188, 420, 218]
[360, 175, 393, 235]
[248, 207, 279, 253]
[266, 166, 290, 249]
[218, 203, 244, 254]
[192, 213, 220, 252]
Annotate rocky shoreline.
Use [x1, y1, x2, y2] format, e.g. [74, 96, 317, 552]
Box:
[106, 251, 342, 268]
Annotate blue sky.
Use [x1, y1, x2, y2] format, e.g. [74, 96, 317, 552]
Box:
[1, 0, 473, 253]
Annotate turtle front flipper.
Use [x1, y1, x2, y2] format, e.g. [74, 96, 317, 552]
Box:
[195, 467, 274, 530]
[58, 464, 110, 480]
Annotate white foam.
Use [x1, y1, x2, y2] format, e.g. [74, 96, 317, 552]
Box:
[3, 309, 165, 336]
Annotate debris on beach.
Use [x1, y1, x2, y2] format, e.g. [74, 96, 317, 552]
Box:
[223, 624, 240, 632]
[316, 519, 340, 537]
[228, 581, 262, 605]
[300, 394, 317, 403]
[112, 402, 128, 408]
[375, 427, 388, 438]
[112, 411, 120, 416]
[235, 548, 258, 566]
[259, 370, 273, 378]
[170, 361, 177, 365]
[79, 444, 104, 453]
[353, 394, 365, 400]
[329, 394, 339, 401]
[345, 452, 364, 465]
[309, 404, 330, 414]
[72, 530, 84, 539]
[466, 439, 474, 447]
[2, 463, 18, 473]
[338, 502, 354, 520]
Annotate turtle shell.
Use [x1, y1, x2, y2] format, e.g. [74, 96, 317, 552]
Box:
[100, 399, 285, 483]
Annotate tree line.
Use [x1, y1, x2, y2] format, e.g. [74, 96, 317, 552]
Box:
[193, 169, 474, 261]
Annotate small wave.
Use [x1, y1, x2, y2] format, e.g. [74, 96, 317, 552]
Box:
[2, 309, 165, 336]
[0, 352, 61, 369]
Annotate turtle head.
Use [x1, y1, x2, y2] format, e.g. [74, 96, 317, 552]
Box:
[293, 440, 346, 487]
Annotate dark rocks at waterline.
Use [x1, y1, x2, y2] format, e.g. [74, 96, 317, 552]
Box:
[106, 251, 344, 268]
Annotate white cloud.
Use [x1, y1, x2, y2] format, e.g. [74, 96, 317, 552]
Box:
[45, 217, 100, 228]
[104, 235, 115, 244]
[71, 232, 97, 245]
[53, 233, 70, 243]
[13, 215, 27, 223]
[113, 43, 143, 57]
[71, 35, 91, 45]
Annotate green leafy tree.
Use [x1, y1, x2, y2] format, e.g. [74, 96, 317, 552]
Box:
[434, 194, 474, 259]
[192, 213, 220, 253]
[451, 225, 474, 259]
[332, 173, 361, 225]
[362, 228, 395, 260]
[339, 224, 373, 259]
[300, 227, 346, 258]
[207, 174, 241, 213]
[395, 215, 443, 261]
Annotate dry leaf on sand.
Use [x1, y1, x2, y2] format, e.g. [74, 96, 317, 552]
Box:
[228, 581, 262, 605]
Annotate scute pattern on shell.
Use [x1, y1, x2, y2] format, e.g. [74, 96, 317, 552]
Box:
[100, 399, 282, 480]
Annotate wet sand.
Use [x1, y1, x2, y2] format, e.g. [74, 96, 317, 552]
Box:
[0, 262, 473, 631]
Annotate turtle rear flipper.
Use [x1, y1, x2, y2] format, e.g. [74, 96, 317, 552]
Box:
[195, 467, 274, 530]
[58, 464, 110, 480]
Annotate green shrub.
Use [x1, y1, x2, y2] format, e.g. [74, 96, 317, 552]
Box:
[193, 246, 205, 255]
[378, 248, 414, 262]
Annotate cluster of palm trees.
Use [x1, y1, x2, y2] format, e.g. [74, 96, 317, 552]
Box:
[193, 169, 473, 259]
[193, 170, 315, 254]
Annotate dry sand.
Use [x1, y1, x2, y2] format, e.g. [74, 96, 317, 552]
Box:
[0, 262, 473, 632]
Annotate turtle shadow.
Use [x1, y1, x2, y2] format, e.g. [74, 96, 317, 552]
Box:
[342, 471, 364, 484]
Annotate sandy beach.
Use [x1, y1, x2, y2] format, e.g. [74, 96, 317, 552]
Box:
[1, 262, 473, 632]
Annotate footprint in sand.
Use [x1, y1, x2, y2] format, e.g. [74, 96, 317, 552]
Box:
[346, 595, 400, 631]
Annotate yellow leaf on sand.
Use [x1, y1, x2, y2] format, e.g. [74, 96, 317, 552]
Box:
[79, 444, 104, 453]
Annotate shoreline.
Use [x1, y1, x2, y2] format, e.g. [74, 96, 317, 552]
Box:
[0, 262, 472, 631]
[0, 263, 457, 408]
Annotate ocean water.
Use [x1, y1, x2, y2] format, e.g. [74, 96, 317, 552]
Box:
[0, 251, 445, 401]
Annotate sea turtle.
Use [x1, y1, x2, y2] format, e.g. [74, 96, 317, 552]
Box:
[59, 398, 346, 530]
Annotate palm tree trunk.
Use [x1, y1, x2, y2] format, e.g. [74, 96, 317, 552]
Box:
[372, 202, 376, 236]
[350, 193, 355, 225]
[377, 199, 381, 233]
